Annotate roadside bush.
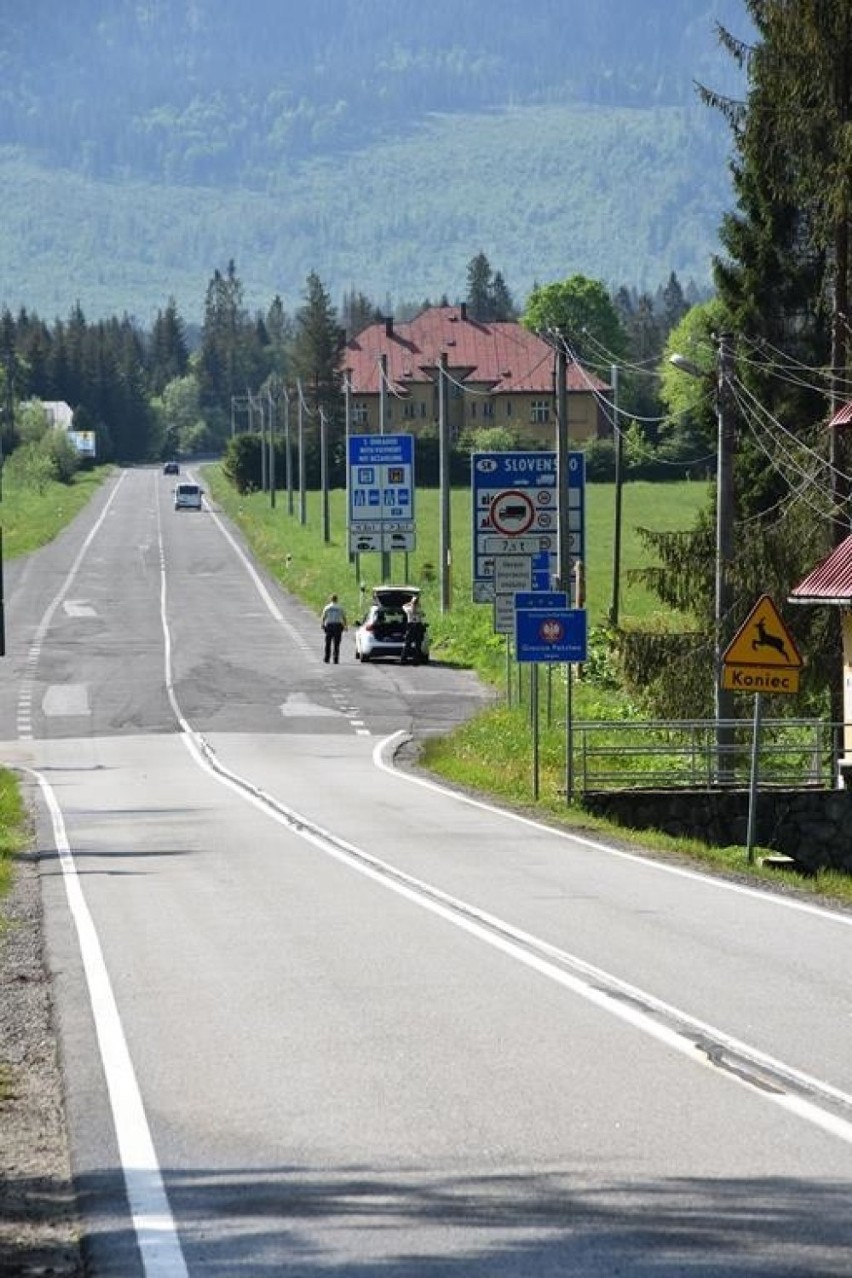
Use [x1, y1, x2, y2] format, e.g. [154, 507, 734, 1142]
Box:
[43, 429, 79, 483]
[5, 443, 55, 493]
[4, 431, 79, 492]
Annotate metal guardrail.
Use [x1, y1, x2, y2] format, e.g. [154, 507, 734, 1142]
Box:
[572, 719, 838, 790]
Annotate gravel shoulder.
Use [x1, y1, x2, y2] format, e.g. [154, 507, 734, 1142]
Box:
[0, 845, 83, 1276]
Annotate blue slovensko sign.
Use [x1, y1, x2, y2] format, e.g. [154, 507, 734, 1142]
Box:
[515, 607, 588, 664]
[348, 434, 415, 553]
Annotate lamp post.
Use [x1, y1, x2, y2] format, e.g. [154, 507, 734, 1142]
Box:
[669, 336, 736, 781]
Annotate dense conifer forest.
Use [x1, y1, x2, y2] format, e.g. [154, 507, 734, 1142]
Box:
[0, 0, 751, 321]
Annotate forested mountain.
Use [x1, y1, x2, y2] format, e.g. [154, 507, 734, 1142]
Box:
[0, 0, 752, 322]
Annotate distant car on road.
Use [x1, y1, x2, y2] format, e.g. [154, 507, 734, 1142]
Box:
[354, 586, 430, 663]
[174, 482, 203, 510]
[163, 460, 180, 475]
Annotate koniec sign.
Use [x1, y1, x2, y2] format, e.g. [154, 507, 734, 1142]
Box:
[721, 594, 803, 694]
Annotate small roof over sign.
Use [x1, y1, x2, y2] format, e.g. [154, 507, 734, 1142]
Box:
[789, 534, 852, 606]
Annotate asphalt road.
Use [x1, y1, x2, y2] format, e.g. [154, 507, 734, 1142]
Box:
[3, 466, 852, 1276]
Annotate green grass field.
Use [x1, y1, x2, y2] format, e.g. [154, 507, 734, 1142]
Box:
[2, 467, 109, 559]
[203, 470, 707, 634]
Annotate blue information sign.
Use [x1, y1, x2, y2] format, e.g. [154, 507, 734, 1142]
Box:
[348, 434, 415, 553]
[515, 608, 588, 664]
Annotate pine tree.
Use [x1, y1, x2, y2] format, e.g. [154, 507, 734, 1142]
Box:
[292, 271, 341, 423]
[465, 252, 493, 321]
[490, 271, 516, 321]
[198, 260, 255, 439]
[637, 1, 852, 719]
[149, 299, 189, 396]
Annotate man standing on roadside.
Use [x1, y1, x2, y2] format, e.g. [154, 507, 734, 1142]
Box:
[321, 593, 347, 664]
[401, 594, 426, 664]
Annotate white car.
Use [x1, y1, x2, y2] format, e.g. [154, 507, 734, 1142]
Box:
[174, 482, 203, 510]
[354, 586, 430, 663]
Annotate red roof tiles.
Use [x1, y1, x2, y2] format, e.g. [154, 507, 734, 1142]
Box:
[340, 305, 608, 397]
[790, 535, 852, 604]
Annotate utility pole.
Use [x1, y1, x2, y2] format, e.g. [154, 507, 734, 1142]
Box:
[555, 340, 570, 596]
[258, 393, 267, 493]
[267, 381, 276, 509]
[715, 331, 736, 781]
[438, 352, 451, 612]
[609, 364, 623, 627]
[554, 336, 574, 800]
[379, 353, 390, 582]
[344, 371, 355, 565]
[320, 406, 330, 543]
[297, 379, 306, 526]
[283, 385, 293, 516]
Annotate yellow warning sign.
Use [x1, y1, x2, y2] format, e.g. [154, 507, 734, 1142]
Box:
[722, 594, 802, 694]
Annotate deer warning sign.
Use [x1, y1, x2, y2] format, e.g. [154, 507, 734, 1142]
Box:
[722, 594, 803, 694]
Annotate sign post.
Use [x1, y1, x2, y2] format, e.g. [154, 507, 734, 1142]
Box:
[723, 594, 803, 862]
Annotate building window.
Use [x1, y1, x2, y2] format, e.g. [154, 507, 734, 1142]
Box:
[353, 402, 369, 426]
[403, 400, 416, 419]
[506, 400, 514, 417]
[483, 400, 495, 419]
[530, 399, 551, 423]
[470, 402, 477, 419]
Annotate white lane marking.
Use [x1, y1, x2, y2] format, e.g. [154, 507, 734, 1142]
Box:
[178, 728, 852, 1147]
[34, 769, 189, 1278]
[17, 473, 127, 740]
[373, 731, 852, 931]
[63, 600, 96, 617]
[280, 694, 344, 719]
[43, 685, 91, 717]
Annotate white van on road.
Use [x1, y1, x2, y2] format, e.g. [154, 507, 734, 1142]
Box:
[174, 482, 203, 510]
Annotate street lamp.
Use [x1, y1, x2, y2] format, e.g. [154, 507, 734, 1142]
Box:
[669, 337, 736, 781]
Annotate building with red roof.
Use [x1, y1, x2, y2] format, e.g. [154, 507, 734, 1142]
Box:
[790, 533, 852, 776]
[339, 304, 611, 445]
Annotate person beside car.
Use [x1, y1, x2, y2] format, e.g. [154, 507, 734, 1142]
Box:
[321, 593, 347, 664]
[401, 595, 426, 664]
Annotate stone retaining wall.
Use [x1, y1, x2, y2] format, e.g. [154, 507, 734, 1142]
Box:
[581, 787, 852, 874]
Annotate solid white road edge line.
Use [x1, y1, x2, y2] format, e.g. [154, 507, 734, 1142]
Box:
[34, 769, 189, 1278]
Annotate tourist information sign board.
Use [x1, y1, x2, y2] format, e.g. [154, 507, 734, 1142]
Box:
[348, 434, 415, 553]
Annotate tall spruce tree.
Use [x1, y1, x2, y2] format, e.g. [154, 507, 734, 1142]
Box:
[149, 299, 189, 396]
[198, 260, 255, 440]
[638, 1, 850, 719]
[292, 272, 342, 468]
[465, 252, 493, 321]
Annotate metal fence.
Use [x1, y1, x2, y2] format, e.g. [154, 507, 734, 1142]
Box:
[571, 718, 838, 791]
